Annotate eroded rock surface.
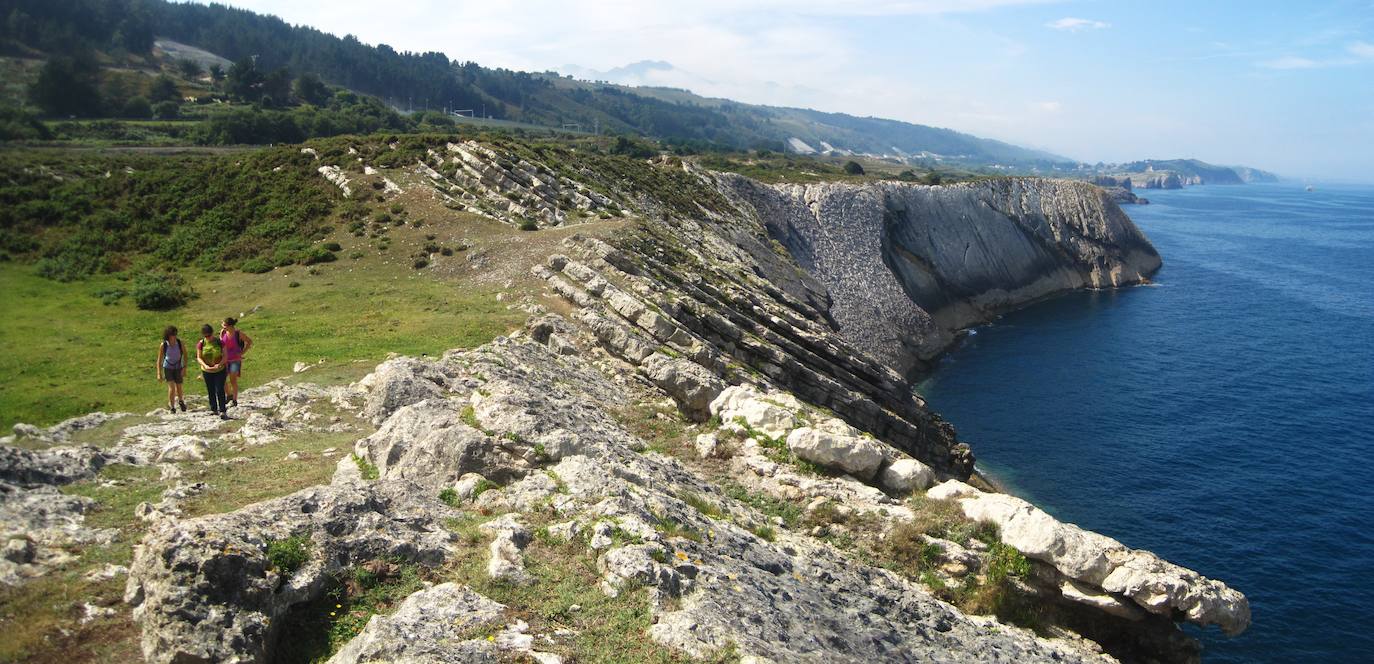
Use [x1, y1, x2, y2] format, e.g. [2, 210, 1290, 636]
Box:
[125, 481, 457, 664]
[929, 480, 1250, 635]
[723, 177, 1162, 368]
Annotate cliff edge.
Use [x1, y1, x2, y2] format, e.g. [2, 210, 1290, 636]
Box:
[0, 139, 1241, 664]
[724, 177, 1162, 371]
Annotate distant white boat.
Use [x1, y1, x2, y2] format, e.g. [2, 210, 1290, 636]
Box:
[1305, 184, 1315, 192]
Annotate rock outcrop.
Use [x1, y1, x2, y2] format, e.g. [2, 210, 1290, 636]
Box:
[929, 480, 1250, 636]
[127, 335, 1121, 663]
[723, 177, 1162, 369]
[124, 480, 458, 663]
[8, 139, 1246, 664]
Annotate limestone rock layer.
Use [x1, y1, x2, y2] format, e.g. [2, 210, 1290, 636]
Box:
[724, 177, 1162, 370]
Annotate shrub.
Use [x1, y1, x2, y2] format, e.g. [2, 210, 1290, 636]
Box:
[132, 272, 196, 310]
[348, 250, 365, 260]
[439, 247, 453, 256]
[842, 160, 865, 176]
[322, 241, 343, 252]
[470, 478, 497, 500]
[240, 258, 273, 273]
[122, 96, 153, 119]
[412, 258, 428, 269]
[288, 281, 300, 288]
[301, 246, 337, 265]
[94, 288, 127, 305]
[153, 100, 180, 120]
[265, 535, 311, 577]
[518, 219, 538, 231]
[438, 488, 459, 507]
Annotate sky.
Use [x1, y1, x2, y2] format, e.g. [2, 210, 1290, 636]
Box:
[200, 1, 1374, 181]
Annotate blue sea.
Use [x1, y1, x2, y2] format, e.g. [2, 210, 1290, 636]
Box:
[916, 183, 1374, 662]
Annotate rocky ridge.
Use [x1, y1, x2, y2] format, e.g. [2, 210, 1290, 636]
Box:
[720, 176, 1161, 369]
[2, 141, 1246, 663]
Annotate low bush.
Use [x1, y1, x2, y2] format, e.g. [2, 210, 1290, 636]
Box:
[240, 258, 274, 273]
[301, 246, 337, 265]
[266, 535, 312, 577]
[132, 272, 196, 310]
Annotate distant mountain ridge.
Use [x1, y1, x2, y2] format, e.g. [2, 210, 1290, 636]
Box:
[0, 0, 1069, 165]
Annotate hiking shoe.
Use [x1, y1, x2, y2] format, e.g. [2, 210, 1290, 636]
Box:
[230, 398, 238, 407]
[220, 413, 231, 420]
[179, 400, 187, 412]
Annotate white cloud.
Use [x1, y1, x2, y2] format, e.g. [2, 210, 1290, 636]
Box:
[1259, 56, 1322, 70]
[1349, 41, 1374, 59]
[1046, 17, 1109, 31]
[1034, 101, 1062, 112]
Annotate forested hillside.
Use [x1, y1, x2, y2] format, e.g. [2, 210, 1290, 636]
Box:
[0, 0, 1068, 163]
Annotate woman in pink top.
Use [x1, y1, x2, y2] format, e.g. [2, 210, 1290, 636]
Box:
[219, 317, 253, 408]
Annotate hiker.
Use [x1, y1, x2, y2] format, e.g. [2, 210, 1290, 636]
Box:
[157, 326, 187, 413]
[197, 323, 229, 420]
[220, 317, 253, 408]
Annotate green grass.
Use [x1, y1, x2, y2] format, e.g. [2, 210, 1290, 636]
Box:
[350, 453, 380, 480]
[0, 259, 522, 430]
[443, 513, 732, 663]
[266, 535, 312, 577]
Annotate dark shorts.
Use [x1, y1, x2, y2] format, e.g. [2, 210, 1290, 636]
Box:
[227, 360, 242, 375]
[163, 367, 183, 384]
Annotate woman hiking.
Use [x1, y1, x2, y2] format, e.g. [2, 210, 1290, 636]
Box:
[197, 323, 230, 420]
[156, 326, 187, 413]
[220, 317, 252, 408]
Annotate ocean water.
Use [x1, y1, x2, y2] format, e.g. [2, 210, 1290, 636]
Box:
[916, 183, 1374, 662]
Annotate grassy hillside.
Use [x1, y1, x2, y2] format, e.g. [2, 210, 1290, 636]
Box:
[0, 0, 1070, 166]
[0, 134, 662, 429]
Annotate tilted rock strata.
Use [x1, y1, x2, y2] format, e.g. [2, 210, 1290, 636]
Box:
[128, 335, 1113, 663]
[722, 176, 1161, 368]
[541, 228, 973, 478]
[929, 480, 1250, 635]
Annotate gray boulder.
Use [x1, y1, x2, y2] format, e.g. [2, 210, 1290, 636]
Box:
[355, 399, 526, 488]
[785, 419, 888, 480]
[327, 583, 504, 664]
[125, 480, 457, 664]
[358, 357, 454, 423]
[640, 353, 725, 421]
[0, 444, 113, 486]
[879, 458, 936, 494]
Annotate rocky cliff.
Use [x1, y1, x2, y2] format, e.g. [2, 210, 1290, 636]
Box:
[0, 139, 1243, 664]
[723, 177, 1162, 370]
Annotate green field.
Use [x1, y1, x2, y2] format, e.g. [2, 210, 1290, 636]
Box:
[0, 254, 522, 430]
